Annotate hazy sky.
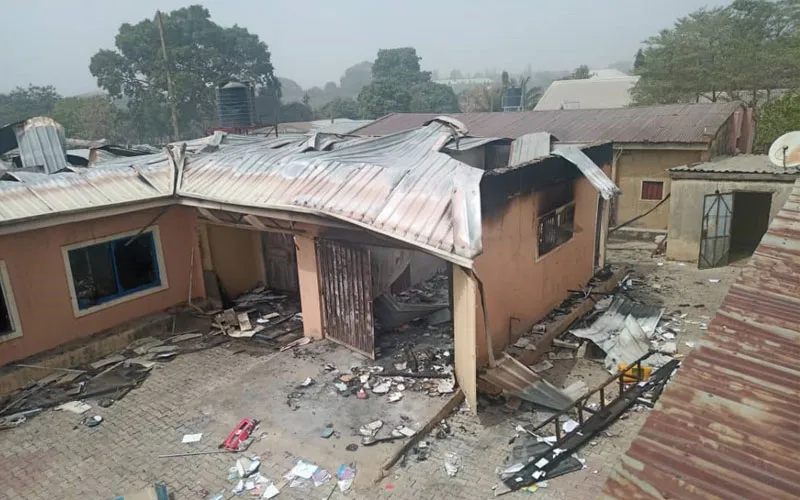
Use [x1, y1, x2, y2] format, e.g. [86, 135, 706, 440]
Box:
[0, 0, 729, 96]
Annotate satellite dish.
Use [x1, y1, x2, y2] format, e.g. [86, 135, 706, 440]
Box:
[768, 131, 800, 168]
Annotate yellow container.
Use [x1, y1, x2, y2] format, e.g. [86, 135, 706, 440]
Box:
[618, 364, 651, 383]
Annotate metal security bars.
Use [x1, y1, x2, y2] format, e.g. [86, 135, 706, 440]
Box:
[538, 202, 576, 257]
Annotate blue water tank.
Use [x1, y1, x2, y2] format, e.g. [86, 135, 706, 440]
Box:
[217, 81, 254, 127]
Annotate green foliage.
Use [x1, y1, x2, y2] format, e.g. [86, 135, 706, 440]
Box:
[754, 92, 800, 153]
[357, 79, 412, 118]
[357, 48, 457, 118]
[632, 0, 800, 107]
[0, 85, 61, 125]
[319, 98, 360, 120]
[89, 5, 278, 140]
[633, 49, 645, 70]
[279, 102, 313, 122]
[559, 65, 590, 81]
[339, 62, 373, 95]
[51, 96, 125, 142]
[371, 48, 430, 85]
[410, 82, 460, 113]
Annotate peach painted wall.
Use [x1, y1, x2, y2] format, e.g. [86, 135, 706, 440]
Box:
[474, 176, 600, 364]
[0, 206, 204, 366]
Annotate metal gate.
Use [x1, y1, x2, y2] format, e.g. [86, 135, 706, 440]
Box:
[262, 232, 299, 292]
[699, 192, 734, 269]
[317, 239, 375, 358]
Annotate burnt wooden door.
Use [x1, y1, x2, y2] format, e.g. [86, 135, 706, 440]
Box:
[262, 232, 299, 292]
[699, 192, 734, 269]
[317, 239, 375, 359]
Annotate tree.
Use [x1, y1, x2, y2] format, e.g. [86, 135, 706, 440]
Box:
[357, 48, 457, 118]
[357, 79, 412, 118]
[89, 5, 279, 139]
[339, 61, 373, 97]
[570, 65, 591, 80]
[371, 48, 430, 84]
[754, 92, 800, 153]
[319, 98, 360, 120]
[410, 82, 460, 113]
[279, 102, 313, 122]
[0, 85, 61, 125]
[448, 69, 464, 80]
[633, 49, 645, 70]
[632, 0, 800, 107]
[51, 96, 125, 142]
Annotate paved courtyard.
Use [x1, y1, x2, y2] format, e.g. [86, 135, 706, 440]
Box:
[0, 244, 743, 499]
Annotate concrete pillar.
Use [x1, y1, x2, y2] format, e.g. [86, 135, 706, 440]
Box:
[294, 234, 324, 339]
[453, 266, 478, 413]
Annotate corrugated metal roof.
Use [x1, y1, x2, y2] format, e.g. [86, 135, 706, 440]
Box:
[177, 120, 485, 265]
[534, 76, 639, 111]
[509, 132, 552, 166]
[601, 180, 800, 500]
[11, 117, 69, 174]
[0, 153, 173, 224]
[352, 102, 744, 145]
[553, 146, 620, 200]
[670, 154, 800, 176]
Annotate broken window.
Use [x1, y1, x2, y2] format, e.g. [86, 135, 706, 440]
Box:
[0, 280, 12, 335]
[538, 202, 576, 257]
[0, 261, 20, 339]
[67, 231, 162, 311]
[641, 180, 664, 200]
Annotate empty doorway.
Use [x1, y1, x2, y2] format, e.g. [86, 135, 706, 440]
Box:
[730, 192, 772, 261]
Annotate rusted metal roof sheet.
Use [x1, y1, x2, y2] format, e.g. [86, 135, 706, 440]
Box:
[601, 180, 800, 500]
[480, 355, 573, 410]
[352, 102, 744, 145]
[177, 120, 485, 265]
[0, 153, 173, 225]
[670, 154, 800, 176]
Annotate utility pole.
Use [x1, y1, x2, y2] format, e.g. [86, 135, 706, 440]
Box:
[156, 10, 181, 141]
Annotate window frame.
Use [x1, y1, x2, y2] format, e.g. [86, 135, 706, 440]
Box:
[536, 200, 577, 260]
[0, 260, 23, 342]
[61, 227, 169, 318]
[640, 180, 665, 201]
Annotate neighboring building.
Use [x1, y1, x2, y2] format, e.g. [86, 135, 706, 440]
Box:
[602, 179, 800, 500]
[351, 102, 754, 231]
[0, 118, 618, 412]
[666, 155, 800, 266]
[534, 75, 640, 111]
[253, 118, 375, 136]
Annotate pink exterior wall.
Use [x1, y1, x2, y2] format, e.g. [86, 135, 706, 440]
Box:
[0, 206, 204, 366]
[474, 176, 600, 364]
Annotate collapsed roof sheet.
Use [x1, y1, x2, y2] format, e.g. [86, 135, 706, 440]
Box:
[177, 120, 485, 264]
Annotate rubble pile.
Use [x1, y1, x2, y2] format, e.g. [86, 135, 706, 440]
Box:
[0, 324, 225, 429]
[212, 285, 304, 346]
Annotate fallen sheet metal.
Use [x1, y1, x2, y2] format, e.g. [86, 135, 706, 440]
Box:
[480, 355, 573, 411]
[373, 294, 448, 330]
[570, 296, 664, 372]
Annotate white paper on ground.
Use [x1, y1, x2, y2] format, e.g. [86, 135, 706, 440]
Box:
[182, 433, 202, 443]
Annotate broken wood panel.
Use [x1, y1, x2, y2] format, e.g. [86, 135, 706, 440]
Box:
[317, 239, 374, 358]
[453, 266, 477, 412]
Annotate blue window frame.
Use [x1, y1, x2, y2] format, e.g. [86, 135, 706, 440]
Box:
[67, 231, 162, 310]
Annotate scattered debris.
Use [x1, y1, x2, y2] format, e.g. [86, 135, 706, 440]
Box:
[220, 418, 258, 452]
[346, 444, 358, 452]
[55, 401, 91, 414]
[336, 464, 356, 492]
[530, 360, 553, 373]
[359, 420, 384, 437]
[320, 425, 335, 438]
[312, 469, 331, 487]
[444, 452, 461, 477]
[83, 415, 103, 427]
[181, 433, 202, 444]
[388, 392, 403, 402]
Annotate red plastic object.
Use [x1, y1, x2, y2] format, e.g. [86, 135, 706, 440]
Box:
[220, 418, 258, 451]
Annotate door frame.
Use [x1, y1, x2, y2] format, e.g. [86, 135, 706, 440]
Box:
[698, 191, 734, 269]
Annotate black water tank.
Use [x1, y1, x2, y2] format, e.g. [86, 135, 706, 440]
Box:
[217, 81, 254, 127]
